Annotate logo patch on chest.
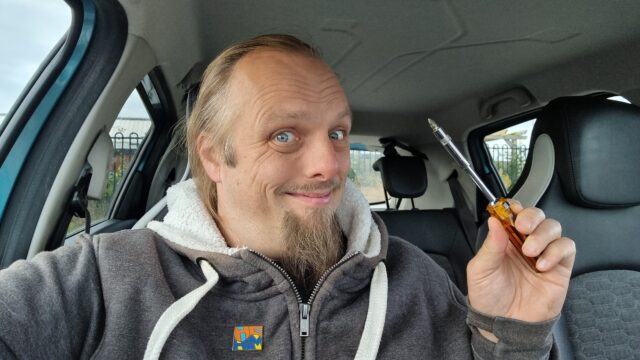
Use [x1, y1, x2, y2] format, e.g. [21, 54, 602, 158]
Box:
[232, 325, 263, 351]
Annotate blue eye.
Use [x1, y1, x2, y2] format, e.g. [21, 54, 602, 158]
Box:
[274, 131, 295, 143]
[329, 130, 345, 140]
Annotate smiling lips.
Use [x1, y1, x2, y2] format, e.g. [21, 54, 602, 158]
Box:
[286, 191, 333, 206]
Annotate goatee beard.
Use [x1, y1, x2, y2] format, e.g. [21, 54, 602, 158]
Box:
[278, 209, 345, 299]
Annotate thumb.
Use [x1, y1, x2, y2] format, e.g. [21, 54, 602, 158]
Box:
[475, 217, 509, 270]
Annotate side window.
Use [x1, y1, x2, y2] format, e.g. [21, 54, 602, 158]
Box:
[0, 2, 71, 130]
[349, 147, 385, 206]
[608, 95, 631, 104]
[67, 89, 153, 234]
[483, 119, 535, 192]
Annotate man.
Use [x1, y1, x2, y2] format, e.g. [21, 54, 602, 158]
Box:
[0, 34, 575, 359]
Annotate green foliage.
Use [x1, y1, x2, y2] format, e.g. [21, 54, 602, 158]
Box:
[348, 167, 358, 185]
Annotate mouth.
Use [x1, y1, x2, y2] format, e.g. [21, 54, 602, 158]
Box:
[285, 190, 333, 206]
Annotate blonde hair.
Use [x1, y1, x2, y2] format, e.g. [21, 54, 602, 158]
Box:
[186, 34, 321, 219]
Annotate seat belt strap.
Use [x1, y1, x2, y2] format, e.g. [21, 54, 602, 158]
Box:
[447, 170, 478, 252]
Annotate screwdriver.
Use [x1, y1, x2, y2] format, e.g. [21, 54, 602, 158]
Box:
[428, 119, 539, 271]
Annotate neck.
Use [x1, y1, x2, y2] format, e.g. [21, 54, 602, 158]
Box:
[215, 207, 286, 259]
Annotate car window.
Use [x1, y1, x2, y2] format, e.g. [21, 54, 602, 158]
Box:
[67, 89, 153, 235]
[349, 147, 385, 205]
[483, 119, 536, 192]
[608, 95, 631, 104]
[0, 1, 71, 130]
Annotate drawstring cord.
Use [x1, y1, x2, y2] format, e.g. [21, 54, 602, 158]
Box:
[354, 262, 388, 360]
[143, 260, 219, 360]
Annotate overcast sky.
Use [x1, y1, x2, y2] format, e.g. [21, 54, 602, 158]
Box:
[0, 0, 147, 120]
[1, 0, 70, 114]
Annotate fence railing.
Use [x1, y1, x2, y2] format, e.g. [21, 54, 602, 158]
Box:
[349, 149, 383, 186]
[107, 132, 144, 195]
[488, 145, 529, 190]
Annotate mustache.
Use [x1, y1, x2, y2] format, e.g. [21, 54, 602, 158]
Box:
[277, 178, 341, 194]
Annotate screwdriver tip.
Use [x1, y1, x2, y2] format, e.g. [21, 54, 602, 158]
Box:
[427, 118, 438, 131]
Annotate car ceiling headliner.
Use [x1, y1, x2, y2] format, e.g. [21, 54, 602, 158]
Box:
[119, 0, 640, 145]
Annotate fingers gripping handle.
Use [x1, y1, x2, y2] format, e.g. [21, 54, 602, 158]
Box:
[486, 198, 539, 272]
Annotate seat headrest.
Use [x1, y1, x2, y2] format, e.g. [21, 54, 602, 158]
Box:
[373, 155, 427, 198]
[534, 96, 640, 208]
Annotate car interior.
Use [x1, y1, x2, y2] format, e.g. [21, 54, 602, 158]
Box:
[2, 0, 640, 358]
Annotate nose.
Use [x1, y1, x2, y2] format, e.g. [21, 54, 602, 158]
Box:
[303, 135, 341, 181]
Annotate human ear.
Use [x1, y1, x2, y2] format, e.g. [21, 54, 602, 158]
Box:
[197, 134, 222, 183]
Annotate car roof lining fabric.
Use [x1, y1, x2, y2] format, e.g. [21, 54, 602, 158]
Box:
[119, 0, 640, 145]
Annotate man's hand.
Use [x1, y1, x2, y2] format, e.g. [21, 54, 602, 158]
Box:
[467, 200, 576, 333]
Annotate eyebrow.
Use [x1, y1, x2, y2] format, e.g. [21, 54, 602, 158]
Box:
[337, 107, 353, 121]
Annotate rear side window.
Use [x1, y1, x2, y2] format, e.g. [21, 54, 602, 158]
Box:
[349, 148, 385, 205]
[67, 89, 153, 234]
[483, 119, 535, 192]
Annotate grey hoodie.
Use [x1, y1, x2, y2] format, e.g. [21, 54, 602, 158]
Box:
[0, 180, 557, 359]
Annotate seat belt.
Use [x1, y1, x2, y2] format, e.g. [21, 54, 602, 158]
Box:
[447, 170, 478, 252]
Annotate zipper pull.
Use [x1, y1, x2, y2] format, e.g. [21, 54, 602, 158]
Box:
[299, 303, 310, 337]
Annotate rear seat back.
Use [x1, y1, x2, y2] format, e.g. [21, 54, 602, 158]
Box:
[376, 209, 472, 293]
[373, 151, 474, 293]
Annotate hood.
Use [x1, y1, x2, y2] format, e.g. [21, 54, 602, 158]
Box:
[147, 178, 382, 258]
[143, 179, 389, 360]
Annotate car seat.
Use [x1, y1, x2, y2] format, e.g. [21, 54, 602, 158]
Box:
[373, 151, 475, 293]
[509, 96, 640, 359]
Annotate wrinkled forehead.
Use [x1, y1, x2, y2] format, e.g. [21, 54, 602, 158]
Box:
[232, 51, 346, 105]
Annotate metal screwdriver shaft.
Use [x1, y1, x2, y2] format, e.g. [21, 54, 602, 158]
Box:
[428, 118, 538, 271]
[428, 119, 497, 203]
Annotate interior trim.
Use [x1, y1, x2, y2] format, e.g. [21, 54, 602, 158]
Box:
[26, 34, 155, 259]
[512, 134, 555, 208]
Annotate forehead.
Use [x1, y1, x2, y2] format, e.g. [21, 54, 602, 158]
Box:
[235, 49, 334, 85]
[228, 50, 349, 121]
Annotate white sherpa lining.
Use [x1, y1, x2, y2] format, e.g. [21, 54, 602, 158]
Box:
[147, 179, 381, 258]
[147, 180, 240, 256]
[338, 180, 381, 257]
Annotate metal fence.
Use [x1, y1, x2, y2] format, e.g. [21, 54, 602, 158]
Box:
[111, 132, 144, 151]
[108, 132, 144, 196]
[488, 145, 529, 190]
[349, 150, 383, 186]
[349, 150, 387, 203]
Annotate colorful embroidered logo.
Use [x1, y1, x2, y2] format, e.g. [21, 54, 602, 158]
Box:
[232, 325, 263, 351]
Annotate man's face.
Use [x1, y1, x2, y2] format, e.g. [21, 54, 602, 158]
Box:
[202, 50, 351, 258]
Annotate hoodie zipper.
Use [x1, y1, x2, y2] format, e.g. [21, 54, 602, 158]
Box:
[249, 250, 360, 359]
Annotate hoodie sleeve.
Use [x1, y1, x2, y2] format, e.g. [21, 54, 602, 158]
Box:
[465, 302, 559, 359]
[0, 235, 104, 359]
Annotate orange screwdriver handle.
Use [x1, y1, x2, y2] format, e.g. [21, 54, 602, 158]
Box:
[486, 198, 539, 272]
